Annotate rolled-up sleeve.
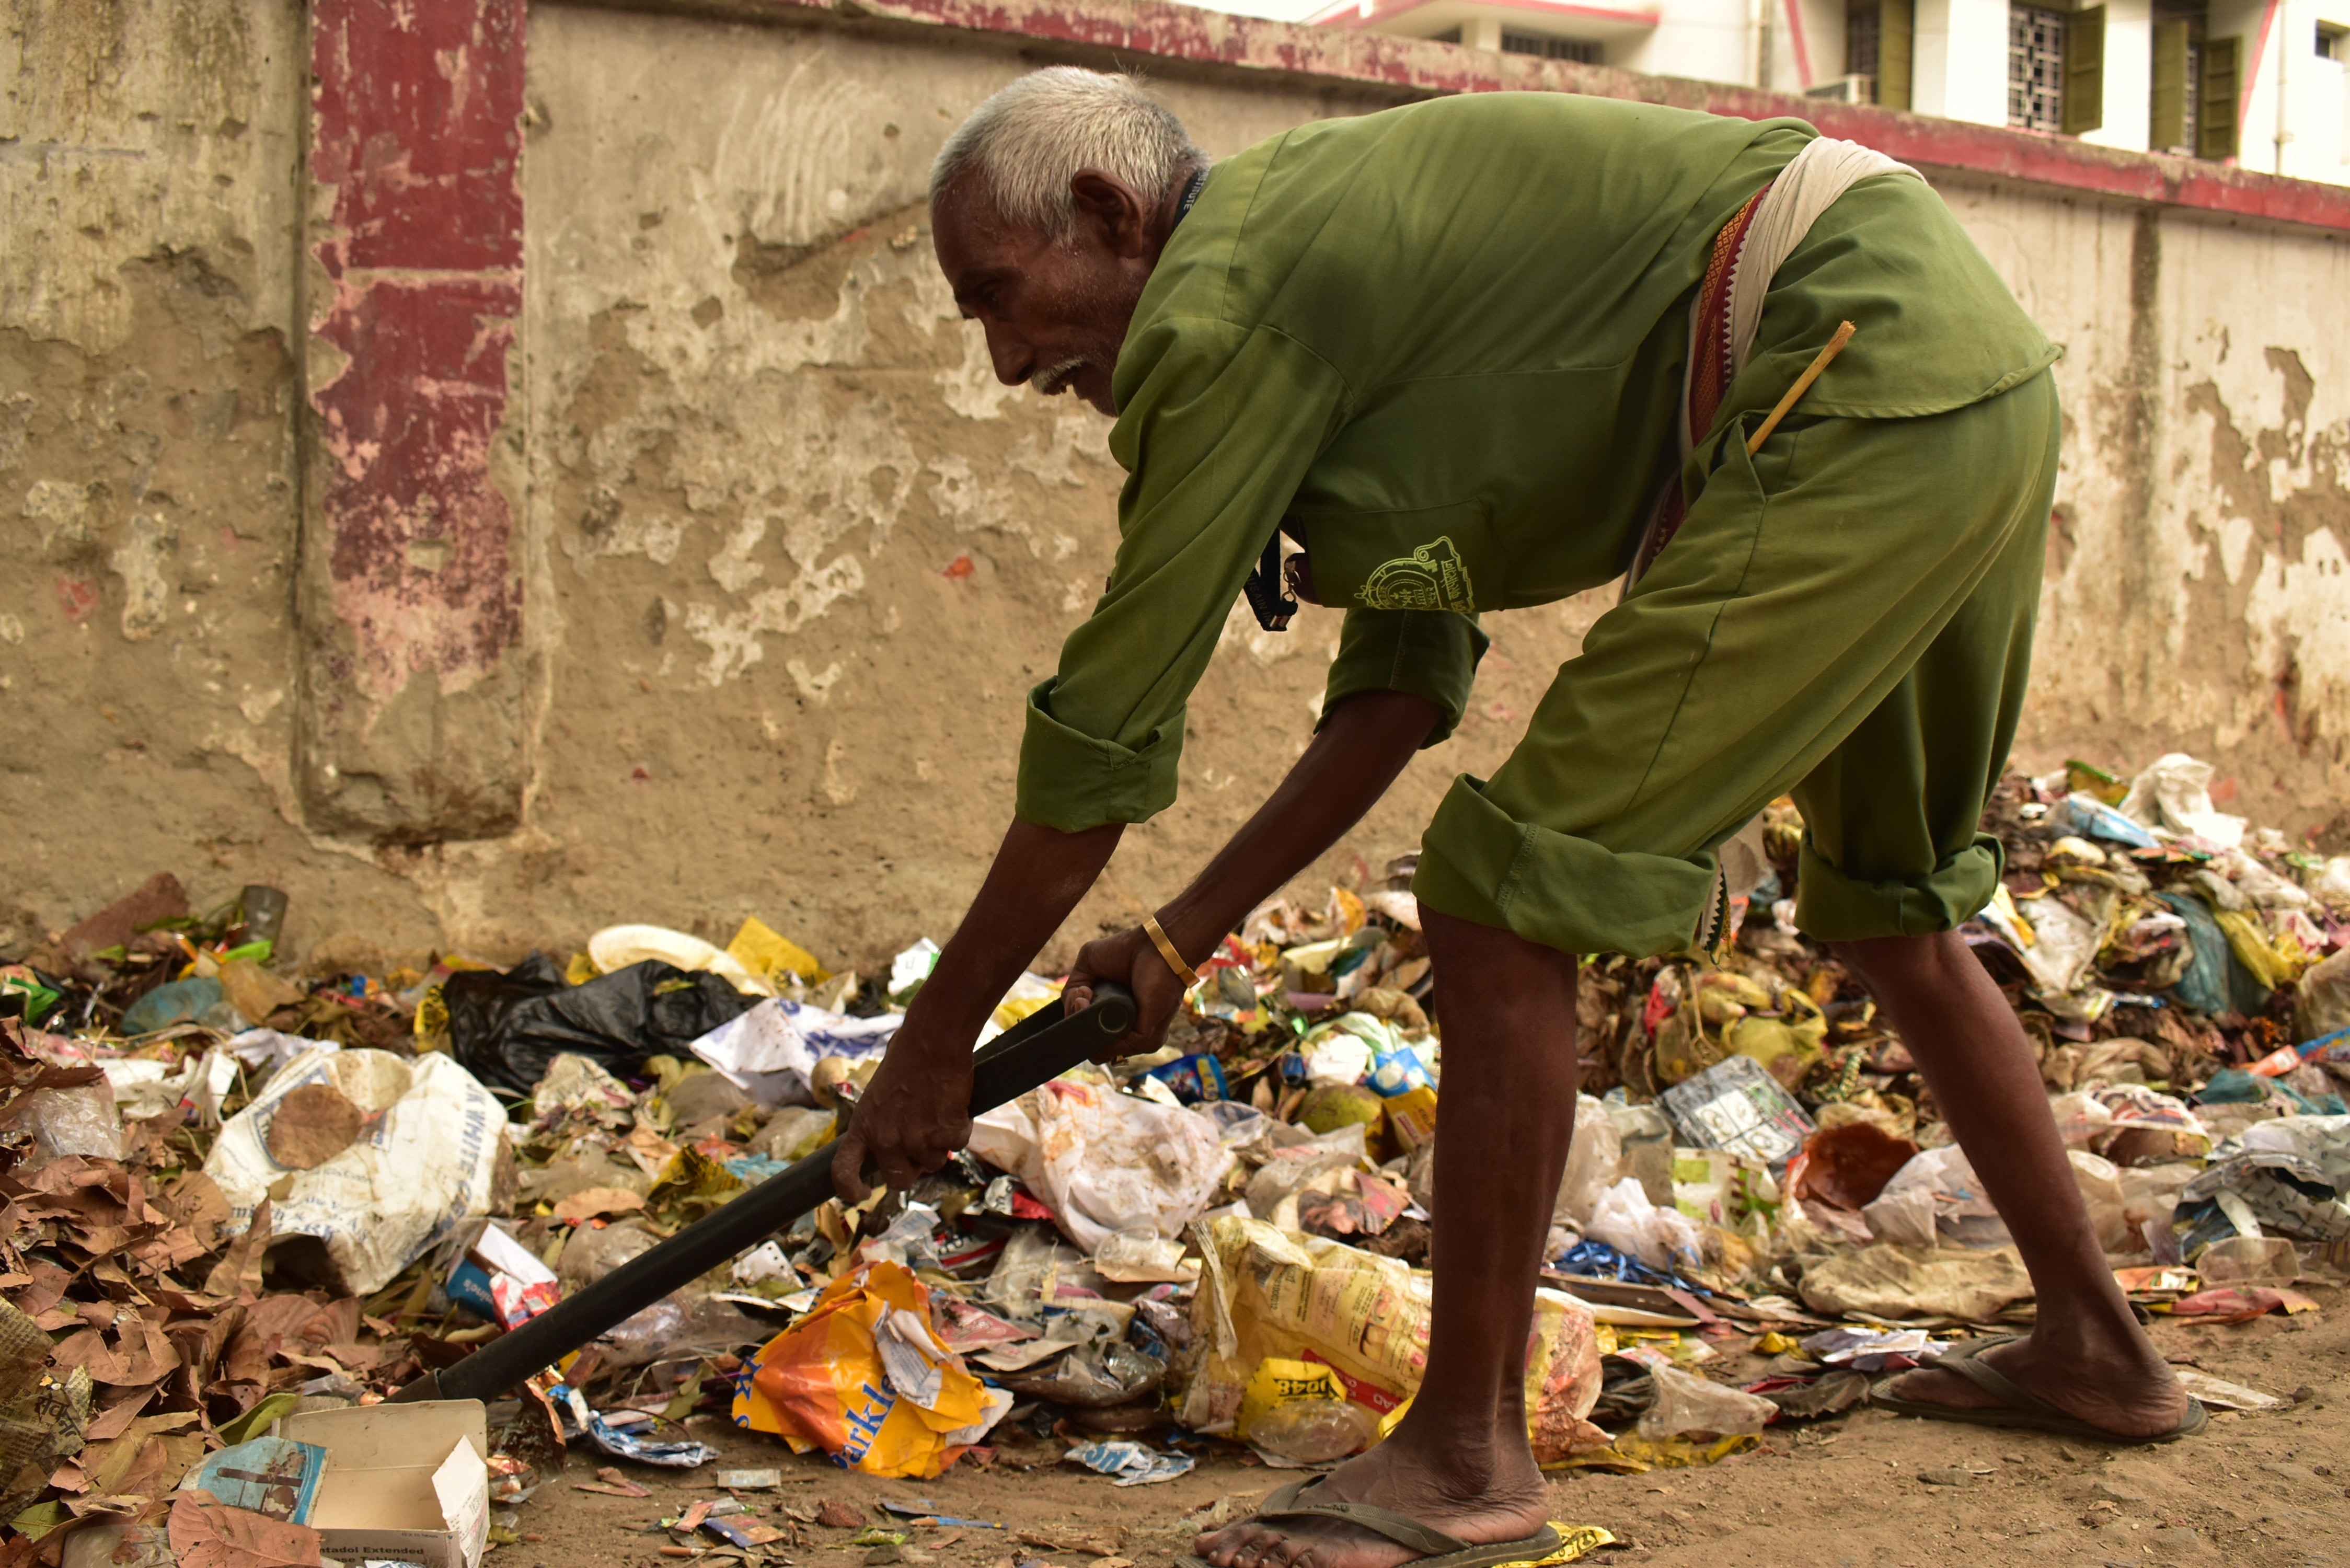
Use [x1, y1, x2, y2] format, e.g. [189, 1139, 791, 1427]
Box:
[1319, 607, 1489, 745]
[1015, 317, 1347, 832]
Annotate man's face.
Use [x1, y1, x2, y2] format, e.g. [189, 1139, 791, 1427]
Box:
[932, 171, 1168, 418]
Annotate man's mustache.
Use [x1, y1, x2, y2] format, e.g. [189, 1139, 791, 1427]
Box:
[1029, 357, 1087, 394]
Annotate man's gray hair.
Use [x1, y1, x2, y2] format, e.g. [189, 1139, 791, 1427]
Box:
[930, 68, 1206, 235]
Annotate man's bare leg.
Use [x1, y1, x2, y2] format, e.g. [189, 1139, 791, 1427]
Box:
[1197, 911, 1574, 1568]
[1834, 931, 2188, 1437]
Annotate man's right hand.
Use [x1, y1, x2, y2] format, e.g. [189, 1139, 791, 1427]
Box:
[830, 1011, 977, 1204]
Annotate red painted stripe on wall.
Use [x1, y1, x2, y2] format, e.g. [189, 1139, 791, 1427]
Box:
[309, 0, 527, 698]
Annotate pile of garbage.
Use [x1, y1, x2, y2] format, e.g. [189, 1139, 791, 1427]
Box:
[5, 751, 2349, 1560]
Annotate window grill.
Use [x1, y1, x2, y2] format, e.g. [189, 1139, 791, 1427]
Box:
[2009, 5, 2067, 132]
[1501, 31, 1602, 62]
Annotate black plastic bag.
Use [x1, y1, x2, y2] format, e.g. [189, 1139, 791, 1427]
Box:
[447, 952, 758, 1096]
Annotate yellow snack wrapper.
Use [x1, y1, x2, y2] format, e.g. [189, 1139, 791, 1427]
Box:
[1384, 1085, 1438, 1150]
[732, 1260, 1008, 1478]
[1235, 1357, 1348, 1438]
[1185, 1217, 1603, 1461]
[728, 917, 831, 987]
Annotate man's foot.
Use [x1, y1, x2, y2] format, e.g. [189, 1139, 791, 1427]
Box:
[1193, 1433, 1552, 1568]
[1882, 1331, 2190, 1439]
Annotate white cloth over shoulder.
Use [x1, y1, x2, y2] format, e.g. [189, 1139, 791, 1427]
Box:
[1726, 137, 1922, 378]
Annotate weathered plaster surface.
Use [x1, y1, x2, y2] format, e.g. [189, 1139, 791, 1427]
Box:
[3, 0, 2344, 972]
[0, 0, 475, 966]
[1944, 175, 2350, 832]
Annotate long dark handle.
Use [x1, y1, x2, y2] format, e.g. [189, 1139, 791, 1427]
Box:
[397, 983, 1137, 1403]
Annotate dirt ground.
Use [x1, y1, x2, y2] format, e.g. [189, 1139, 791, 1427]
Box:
[509, 1283, 2350, 1568]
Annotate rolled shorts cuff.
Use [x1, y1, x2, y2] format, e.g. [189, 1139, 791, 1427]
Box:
[1412, 775, 1719, 958]
[1792, 831, 2006, 942]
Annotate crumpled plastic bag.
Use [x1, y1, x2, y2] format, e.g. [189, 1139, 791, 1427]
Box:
[588, 923, 771, 995]
[2118, 752, 2247, 848]
[967, 1077, 1232, 1254]
[1638, 1365, 1775, 1441]
[2299, 950, 2350, 1045]
[2231, 1114, 2350, 1193]
[446, 953, 757, 1096]
[688, 996, 900, 1106]
[204, 1048, 504, 1294]
[1242, 1122, 1367, 1220]
[2182, 1144, 2350, 1244]
[1864, 1144, 2130, 1251]
[2008, 892, 2103, 997]
[1180, 1215, 1601, 1460]
[1, 1080, 123, 1171]
[1551, 1094, 1623, 1231]
[1586, 1177, 1702, 1272]
[732, 1260, 1010, 1477]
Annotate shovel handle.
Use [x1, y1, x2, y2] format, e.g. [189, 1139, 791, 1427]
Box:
[393, 983, 1136, 1404]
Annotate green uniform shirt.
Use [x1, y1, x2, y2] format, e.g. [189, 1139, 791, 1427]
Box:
[1015, 92, 2057, 834]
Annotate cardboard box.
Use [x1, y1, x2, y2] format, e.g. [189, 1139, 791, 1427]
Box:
[445, 1219, 559, 1329]
[279, 1401, 490, 1568]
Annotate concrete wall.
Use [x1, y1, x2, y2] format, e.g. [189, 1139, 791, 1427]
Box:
[3, 0, 2346, 977]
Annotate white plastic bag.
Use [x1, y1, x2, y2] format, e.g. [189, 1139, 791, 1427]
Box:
[204, 1047, 505, 1294]
[2117, 753, 2246, 848]
[1241, 1123, 1367, 1219]
[689, 997, 900, 1104]
[1865, 1144, 2132, 1251]
[1550, 1095, 1623, 1231]
[967, 1079, 1232, 1254]
[1867, 1145, 2006, 1248]
[2010, 893, 2103, 995]
[1585, 1176, 1702, 1272]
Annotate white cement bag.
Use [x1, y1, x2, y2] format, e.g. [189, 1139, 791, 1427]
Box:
[204, 1047, 505, 1294]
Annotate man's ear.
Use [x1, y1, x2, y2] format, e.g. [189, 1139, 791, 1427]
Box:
[1068, 169, 1153, 258]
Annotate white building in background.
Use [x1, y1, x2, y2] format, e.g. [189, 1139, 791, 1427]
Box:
[1308, 0, 2350, 182]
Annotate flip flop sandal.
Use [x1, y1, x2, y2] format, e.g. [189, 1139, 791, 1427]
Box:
[1179, 1479, 1563, 1568]
[1869, 1333, 2208, 1445]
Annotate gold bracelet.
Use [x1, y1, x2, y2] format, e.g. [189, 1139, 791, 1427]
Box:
[1141, 913, 1201, 987]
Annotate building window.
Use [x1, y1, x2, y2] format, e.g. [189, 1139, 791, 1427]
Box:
[2320, 24, 2346, 58]
[2152, 15, 2202, 152]
[1846, 2, 1880, 99]
[1848, 0, 1915, 110]
[1501, 31, 1602, 62]
[2009, 5, 2068, 132]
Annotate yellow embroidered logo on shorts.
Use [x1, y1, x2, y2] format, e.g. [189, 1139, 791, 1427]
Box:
[1357, 536, 1475, 612]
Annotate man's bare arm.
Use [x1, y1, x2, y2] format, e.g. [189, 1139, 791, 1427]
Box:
[1065, 687, 1445, 1045]
[832, 816, 1120, 1200]
[835, 686, 1443, 1199]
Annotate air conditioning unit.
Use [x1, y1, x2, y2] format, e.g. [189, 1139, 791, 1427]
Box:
[1805, 74, 1875, 103]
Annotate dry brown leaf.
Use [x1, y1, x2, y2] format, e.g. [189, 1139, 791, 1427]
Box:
[550, 1187, 646, 1225]
[217, 962, 304, 1030]
[262, 1086, 362, 1171]
[168, 1490, 322, 1568]
[201, 1201, 270, 1301]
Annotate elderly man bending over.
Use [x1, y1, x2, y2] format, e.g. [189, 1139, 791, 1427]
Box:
[833, 67, 2199, 1568]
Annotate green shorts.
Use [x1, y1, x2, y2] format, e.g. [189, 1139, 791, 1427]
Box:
[1412, 370, 2060, 956]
